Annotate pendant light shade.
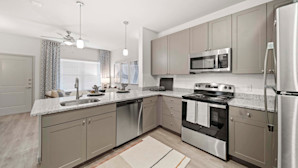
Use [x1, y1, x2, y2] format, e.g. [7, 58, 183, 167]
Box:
[76, 1, 84, 49]
[123, 48, 128, 56]
[76, 38, 84, 49]
[123, 21, 129, 56]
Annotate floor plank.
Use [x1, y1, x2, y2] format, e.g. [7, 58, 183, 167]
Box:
[0, 113, 246, 168]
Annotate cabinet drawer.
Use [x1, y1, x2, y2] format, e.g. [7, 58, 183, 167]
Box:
[143, 96, 158, 105]
[162, 115, 181, 134]
[162, 105, 181, 120]
[230, 106, 266, 123]
[163, 96, 181, 104]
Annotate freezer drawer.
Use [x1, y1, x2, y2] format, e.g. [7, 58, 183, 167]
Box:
[278, 95, 298, 168]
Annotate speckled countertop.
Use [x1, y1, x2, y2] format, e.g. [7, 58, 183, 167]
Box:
[30, 90, 191, 116]
[31, 90, 276, 116]
[228, 93, 276, 112]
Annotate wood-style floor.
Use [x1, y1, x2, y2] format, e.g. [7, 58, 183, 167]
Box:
[0, 113, 246, 168]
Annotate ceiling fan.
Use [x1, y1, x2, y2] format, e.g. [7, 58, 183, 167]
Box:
[40, 1, 87, 48]
[41, 30, 76, 46]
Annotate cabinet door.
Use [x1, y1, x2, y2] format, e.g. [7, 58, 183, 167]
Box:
[232, 4, 267, 74]
[209, 15, 232, 50]
[266, 0, 292, 71]
[42, 119, 86, 168]
[151, 37, 168, 75]
[87, 112, 116, 160]
[143, 103, 157, 133]
[229, 113, 271, 167]
[190, 23, 208, 53]
[168, 29, 190, 74]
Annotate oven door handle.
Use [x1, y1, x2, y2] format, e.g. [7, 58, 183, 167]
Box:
[208, 103, 226, 109]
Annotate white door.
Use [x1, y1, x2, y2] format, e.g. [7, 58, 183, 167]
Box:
[0, 54, 33, 116]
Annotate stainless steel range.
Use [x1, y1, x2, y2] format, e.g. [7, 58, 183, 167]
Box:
[181, 83, 235, 160]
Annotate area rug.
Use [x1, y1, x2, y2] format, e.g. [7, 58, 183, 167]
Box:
[93, 136, 191, 168]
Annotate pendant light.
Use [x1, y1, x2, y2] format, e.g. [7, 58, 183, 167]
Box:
[76, 1, 84, 49]
[123, 21, 129, 56]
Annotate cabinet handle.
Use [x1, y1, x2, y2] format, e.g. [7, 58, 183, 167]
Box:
[230, 117, 233, 121]
[208, 48, 211, 51]
[82, 120, 86, 126]
[246, 113, 251, 118]
[261, 69, 264, 73]
[88, 119, 92, 124]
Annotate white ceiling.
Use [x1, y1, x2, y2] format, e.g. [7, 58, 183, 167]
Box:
[0, 0, 245, 50]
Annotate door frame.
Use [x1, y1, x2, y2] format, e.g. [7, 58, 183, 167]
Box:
[0, 52, 35, 108]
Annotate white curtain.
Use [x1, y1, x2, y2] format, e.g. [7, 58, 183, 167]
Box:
[99, 50, 111, 83]
[40, 40, 61, 98]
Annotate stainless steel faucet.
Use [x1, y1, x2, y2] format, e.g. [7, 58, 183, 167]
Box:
[74, 77, 80, 100]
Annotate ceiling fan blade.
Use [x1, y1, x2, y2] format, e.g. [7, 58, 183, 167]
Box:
[41, 36, 64, 40]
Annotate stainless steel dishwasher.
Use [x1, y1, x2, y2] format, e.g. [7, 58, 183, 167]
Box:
[116, 99, 143, 146]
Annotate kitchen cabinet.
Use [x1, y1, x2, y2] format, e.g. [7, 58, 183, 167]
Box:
[229, 106, 277, 168]
[42, 119, 87, 168]
[161, 96, 182, 134]
[86, 112, 116, 160]
[208, 15, 232, 50]
[168, 29, 190, 75]
[190, 23, 208, 53]
[232, 4, 267, 74]
[151, 36, 168, 75]
[143, 96, 158, 133]
[266, 0, 292, 72]
[41, 104, 116, 168]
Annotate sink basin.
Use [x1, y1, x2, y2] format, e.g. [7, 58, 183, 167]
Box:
[60, 98, 100, 106]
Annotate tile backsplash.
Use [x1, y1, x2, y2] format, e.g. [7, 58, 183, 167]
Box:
[156, 73, 275, 95]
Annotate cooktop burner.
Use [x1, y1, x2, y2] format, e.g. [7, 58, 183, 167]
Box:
[182, 83, 235, 104]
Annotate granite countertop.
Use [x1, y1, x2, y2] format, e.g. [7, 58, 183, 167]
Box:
[31, 89, 276, 116]
[30, 90, 192, 116]
[228, 95, 276, 113]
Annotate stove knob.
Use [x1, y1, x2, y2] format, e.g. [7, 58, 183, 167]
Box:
[229, 86, 232, 90]
[224, 86, 227, 89]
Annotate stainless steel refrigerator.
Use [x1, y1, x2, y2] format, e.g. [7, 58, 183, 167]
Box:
[264, 2, 298, 168]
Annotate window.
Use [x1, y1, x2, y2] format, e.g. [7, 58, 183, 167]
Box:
[114, 60, 138, 85]
[60, 59, 101, 91]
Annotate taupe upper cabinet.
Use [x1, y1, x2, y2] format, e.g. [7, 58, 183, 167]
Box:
[151, 36, 168, 75]
[86, 112, 116, 160]
[232, 4, 267, 74]
[209, 15, 232, 50]
[266, 0, 292, 71]
[168, 29, 190, 75]
[190, 23, 208, 53]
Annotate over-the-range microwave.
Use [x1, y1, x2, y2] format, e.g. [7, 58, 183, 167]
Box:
[189, 48, 231, 73]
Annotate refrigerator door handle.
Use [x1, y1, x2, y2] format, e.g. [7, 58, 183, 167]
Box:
[263, 42, 277, 132]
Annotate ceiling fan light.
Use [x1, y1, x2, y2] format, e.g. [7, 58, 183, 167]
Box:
[64, 41, 73, 46]
[123, 48, 128, 56]
[76, 39, 84, 49]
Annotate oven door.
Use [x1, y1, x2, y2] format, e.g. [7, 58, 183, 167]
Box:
[182, 100, 228, 141]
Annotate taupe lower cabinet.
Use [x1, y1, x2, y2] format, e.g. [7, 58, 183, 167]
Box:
[143, 96, 158, 133]
[161, 96, 182, 134]
[229, 106, 277, 168]
[151, 36, 168, 75]
[41, 104, 116, 168]
[232, 4, 267, 74]
[168, 29, 190, 75]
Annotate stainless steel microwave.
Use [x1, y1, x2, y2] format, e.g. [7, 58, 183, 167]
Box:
[189, 48, 231, 73]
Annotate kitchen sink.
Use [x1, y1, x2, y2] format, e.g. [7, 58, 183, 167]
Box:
[60, 98, 100, 106]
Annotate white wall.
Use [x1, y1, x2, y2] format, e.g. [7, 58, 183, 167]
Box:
[158, 0, 273, 37]
[110, 39, 139, 89]
[0, 32, 41, 99]
[60, 46, 100, 62]
[138, 28, 158, 88]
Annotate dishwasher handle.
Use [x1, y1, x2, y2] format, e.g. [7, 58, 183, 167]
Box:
[137, 102, 143, 135]
[116, 99, 143, 107]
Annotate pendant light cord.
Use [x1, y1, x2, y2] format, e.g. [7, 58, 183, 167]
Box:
[125, 22, 127, 49]
[79, 3, 82, 39]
